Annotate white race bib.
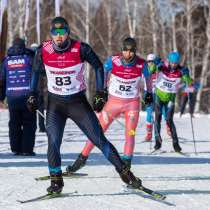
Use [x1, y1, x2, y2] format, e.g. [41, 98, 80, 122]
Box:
[45, 63, 86, 95]
[108, 74, 142, 98]
[156, 72, 181, 93]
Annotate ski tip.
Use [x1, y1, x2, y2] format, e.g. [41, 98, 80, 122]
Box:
[17, 190, 78, 204]
[17, 200, 24, 204]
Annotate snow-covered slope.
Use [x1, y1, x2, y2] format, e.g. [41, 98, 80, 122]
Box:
[0, 110, 210, 210]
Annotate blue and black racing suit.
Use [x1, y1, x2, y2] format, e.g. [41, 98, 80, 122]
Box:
[31, 39, 125, 175]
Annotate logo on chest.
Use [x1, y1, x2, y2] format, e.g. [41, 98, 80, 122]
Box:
[8, 58, 26, 68]
[8, 59, 25, 65]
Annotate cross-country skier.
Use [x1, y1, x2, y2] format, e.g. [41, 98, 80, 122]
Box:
[144, 54, 171, 141]
[66, 37, 153, 172]
[26, 16, 144, 194]
[152, 51, 193, 152]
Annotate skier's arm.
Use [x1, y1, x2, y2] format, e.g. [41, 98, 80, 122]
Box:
[181, 67, 193, 86]
[30, 46, 45, 93]
[103, 56, 112, 89]
[80, 42, 104, 91]
[142, 62, 152, 93]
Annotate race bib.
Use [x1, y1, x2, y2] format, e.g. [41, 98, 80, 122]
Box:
[45, 63, 86, 95]
[156, 72, 181, 93]
[108, 74, 142, 98]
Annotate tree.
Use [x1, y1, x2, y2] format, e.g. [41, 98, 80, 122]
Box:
[195, 2, 210, 112]
[124, 0, 137, 37]
[0, 0, 8, 61]
[149, 0, 158, 54]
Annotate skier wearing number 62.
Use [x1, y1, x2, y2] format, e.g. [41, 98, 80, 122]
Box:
[26, 17, 146, 194]
[67, 37, 153, 172]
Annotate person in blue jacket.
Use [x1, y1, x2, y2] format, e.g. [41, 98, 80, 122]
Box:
[0, 37, 36, 156]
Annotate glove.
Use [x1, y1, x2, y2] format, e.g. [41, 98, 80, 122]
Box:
[93, 90, 108, 112]
[27, 93, 38, 112]
[144, 92, 153, 105]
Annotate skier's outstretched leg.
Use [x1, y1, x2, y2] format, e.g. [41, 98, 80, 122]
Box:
[154, 98, 163, 150]
[68, 96, 142, 188]
[166, 102, 182, 152]
[123, 108, 139, 169]
[46, 98, 67, 193]
[67, 100, 119, 173]
[145, 104, 153, 141]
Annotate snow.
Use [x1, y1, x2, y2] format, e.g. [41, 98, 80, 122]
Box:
[0, 109, 210, 210]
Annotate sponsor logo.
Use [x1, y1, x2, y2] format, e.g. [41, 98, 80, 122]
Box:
[57, 56, 66, 59]
[71, 48, 79, 52]
[8, 59, 25, 65]
[52, 86, 62, 91]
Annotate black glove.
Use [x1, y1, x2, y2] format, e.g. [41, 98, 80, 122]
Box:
[144, 92, 153, 105]
[27, 93, 38, 112]
[93, 90, 108, 112]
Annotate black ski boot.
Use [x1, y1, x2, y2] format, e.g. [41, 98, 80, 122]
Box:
[122, 159, 131, 170]
[47, 173, 64, 194]
[117, 165, 142, 189]
[154, 140, 161, 150]
[66, 153, 88, 173]
[173, 142, 182, 152]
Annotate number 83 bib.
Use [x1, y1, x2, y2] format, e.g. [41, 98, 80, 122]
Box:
[46, 63, 85, 95]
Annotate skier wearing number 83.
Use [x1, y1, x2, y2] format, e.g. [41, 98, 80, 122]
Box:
[26, 17, 147, 194]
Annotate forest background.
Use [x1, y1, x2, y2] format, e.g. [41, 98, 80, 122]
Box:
[0, 0, 210, 113]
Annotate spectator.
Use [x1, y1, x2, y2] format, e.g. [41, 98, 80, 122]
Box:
[0, 37, 36, 156]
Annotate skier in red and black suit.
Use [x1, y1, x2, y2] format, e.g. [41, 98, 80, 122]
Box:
[27, 16, 143, 194]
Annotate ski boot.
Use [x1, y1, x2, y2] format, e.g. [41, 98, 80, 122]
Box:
[145, 123, 152, 141]
[47, 173, 64, 194]
[122, 158, 131, 170]
[117, 165, 142, 189]
[173, 142, 182, 152]
[154, 140, 161, 150]
[66, 153, 88, 173]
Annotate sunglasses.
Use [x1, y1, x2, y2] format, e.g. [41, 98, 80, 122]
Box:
[50, 28, 68, 36]
[147, 60, 154, 63]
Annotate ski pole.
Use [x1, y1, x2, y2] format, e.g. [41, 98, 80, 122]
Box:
[190, 112, 197, 154]
[187, 90, 197, 154]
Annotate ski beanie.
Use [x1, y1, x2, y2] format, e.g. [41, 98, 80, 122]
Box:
[12, 37, 25, 48]
[168, 51, 181, 64]
[122, 37, 137, 53]
[51, 16, 70, 35]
